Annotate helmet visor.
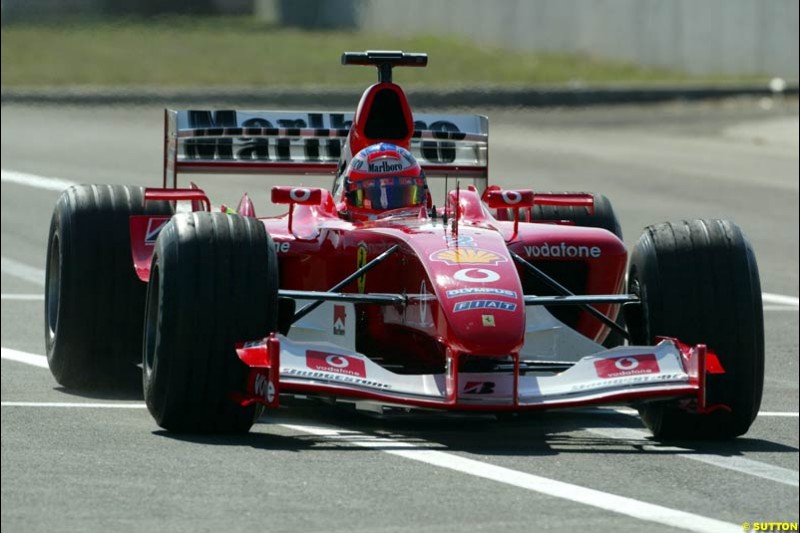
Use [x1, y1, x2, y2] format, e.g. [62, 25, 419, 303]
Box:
[346, 176, 426, 211]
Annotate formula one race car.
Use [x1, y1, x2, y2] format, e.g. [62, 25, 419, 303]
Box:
[44, 51, 764, 439]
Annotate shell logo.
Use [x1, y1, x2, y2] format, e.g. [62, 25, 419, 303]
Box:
[430, 248, 507, 266]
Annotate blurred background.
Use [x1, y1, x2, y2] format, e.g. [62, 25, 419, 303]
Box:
[2, 0, 798, 89]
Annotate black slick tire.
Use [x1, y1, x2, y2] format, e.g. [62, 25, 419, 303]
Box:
[627, 219, 764, 440]
[143, 212, 279, 433]
[45, 185, 172, 391]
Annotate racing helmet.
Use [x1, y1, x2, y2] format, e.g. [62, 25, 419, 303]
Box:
[343, 143, 427, 219]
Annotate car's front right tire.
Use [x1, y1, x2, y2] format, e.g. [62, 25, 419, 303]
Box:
[627, 219, 764, 440]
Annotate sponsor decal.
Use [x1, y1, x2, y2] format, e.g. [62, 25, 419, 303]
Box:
[368, 160, 404, 173]
[356, 243, 368, 293]
[289, 187, 311, 202]
[431, 248, 507, 266]
[523, 243, 601, 259]
[446, 287, 517, 299]
[283, 367, 391, 390]
[306, 350, 366, 378]
[570, 372, 686, 392]
[254, 373, 275, 403]
[501, 191, 522, 204]
[333, 305, 346, 336]
[594, 354, 660, 379]
[481, 315, 496, 327]
[462, 381, 496, 394]
[181, 111, 470, 165]
[356, 241, 392, 254]
[443, 234, 476, 247]
[453, 268, 501, 283]
[274, 241, 291, 253]
[144, 217, 170, 245]
[454, 300, 517, 312]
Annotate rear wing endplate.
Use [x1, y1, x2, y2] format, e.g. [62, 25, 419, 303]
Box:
[163, 109, 488, 187]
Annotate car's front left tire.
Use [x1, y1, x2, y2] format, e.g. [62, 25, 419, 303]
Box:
[143, 212, 279, 433]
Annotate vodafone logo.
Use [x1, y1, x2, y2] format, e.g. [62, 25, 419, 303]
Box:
[306, 350, 366, 378]
[325, 355, 350, 368]
[502, 191, 522, 204]
[453, 268, 501, 283]
[254, 373, 275, 404]
[614, 357, 639, 371]
[594, 354, 660, 379]
[289, 187, 311, 202]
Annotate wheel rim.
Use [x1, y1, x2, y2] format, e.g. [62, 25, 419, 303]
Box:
[143, 264, 159, 376]
[46, 233, 60, 342]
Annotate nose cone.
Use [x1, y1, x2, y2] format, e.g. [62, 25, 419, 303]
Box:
[414, 229, 526, 355]
[435, 262, 526, 354]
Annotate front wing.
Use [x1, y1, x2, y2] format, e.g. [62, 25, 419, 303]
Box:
[237, 337, 719, 413]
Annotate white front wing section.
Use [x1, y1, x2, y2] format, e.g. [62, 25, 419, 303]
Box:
[277, 335, 692, 408]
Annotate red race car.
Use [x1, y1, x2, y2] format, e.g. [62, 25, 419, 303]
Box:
[45, 51, 764, 439]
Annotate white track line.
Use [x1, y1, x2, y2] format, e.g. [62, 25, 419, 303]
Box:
[1, 401, 146, 409]
[587, 426, 799, 488]
[762, 293, 800, 307]
[762, 305, 799, 312]
[1, 257, 45, 286]
[1, 293, 44, 301]
[1, 347, 49, 368]
[602, 407, 799, 418]
[1, 168, 76, 192]
[282, 423, 742, 533]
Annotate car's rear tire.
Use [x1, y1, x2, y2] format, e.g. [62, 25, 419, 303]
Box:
[515, 192, 623, 241]
[143, 212, 279, 433]
[627, 219, 764, 439]
[45, 185, 172, 391]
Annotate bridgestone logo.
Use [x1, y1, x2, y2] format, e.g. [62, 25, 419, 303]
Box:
[524, 243, 601, 259]
[369, 161, 403, 173]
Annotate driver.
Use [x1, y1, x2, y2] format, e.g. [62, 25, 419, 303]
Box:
[341, 143, 428, 221]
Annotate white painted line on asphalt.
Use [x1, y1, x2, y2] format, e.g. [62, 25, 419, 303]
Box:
[762, 305, 799, 312]
[605, 407, 800, 418]
[762, 293, 799, 307]
[1, 168, 76, 192]
[281, 423, 742, 533]
[1, 257, 45, 286]
[1, 401, 147, 409]
[1, 293, 44, 301]
[587, 426, 799, 488]
[1, 347, 48, 368]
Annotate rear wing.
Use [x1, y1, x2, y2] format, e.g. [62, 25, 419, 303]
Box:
[163, 109, 488, 187]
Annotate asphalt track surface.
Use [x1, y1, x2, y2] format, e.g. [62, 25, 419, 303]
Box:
[2, 98, 798, 533]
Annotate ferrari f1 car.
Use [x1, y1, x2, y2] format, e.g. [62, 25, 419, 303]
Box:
[45, 51, 764, 439]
